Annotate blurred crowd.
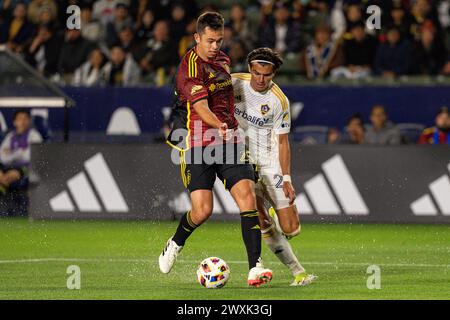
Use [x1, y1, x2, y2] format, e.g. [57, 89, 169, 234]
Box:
[324, 105, 450, 145]
[1, 0, 450, 86]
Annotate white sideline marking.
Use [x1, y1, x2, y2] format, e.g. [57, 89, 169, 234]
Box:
[0, 258, 448, 268]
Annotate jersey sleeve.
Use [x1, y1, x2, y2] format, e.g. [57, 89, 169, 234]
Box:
[176, 58, 208, 105]
[273, 98, 291, 135]
[217, 51, 231, 67]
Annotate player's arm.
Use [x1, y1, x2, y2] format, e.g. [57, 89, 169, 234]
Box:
[274, 95, 295, 205]
[192, 99, 222, 128]
[180, 62, 230, 139]
[192, 99, 230, 139]
[278, 133, 296, 205]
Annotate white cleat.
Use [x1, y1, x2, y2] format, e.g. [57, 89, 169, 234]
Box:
[290, 273, 318, 286]
[158, 237, 183, 274]
[247, 261, 273, 287]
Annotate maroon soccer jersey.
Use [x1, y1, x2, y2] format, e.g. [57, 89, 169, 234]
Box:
[172, 47, 238, 149]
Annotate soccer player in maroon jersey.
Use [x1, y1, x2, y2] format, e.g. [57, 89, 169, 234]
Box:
[160, 12, 272, 287]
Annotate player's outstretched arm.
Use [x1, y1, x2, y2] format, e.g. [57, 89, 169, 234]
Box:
[279, 133, 296, 205]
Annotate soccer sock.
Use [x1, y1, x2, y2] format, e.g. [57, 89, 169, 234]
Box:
[240, 210, 262, 270]
[262, 223, 305, 276]
[172, 211, 198, 246]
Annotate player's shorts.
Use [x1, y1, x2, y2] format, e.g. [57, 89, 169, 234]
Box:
[180, 143, 256, 193]
[255, 163, 291, 210]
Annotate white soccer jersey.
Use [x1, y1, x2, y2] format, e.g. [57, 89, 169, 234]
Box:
[232, 73, 291, 168]
[232, 73, 292, 210]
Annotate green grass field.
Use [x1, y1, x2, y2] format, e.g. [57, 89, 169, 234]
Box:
[0, 218, 449, 300]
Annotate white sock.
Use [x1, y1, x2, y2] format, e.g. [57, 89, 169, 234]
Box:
[262, 223, 305, 276]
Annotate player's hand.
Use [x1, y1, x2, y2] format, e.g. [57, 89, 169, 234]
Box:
[283, 181, 296, 205]
[219, 123, 233, 141]
[218, 122, 228, 137]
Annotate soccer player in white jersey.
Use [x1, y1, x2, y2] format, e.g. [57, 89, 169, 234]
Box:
[232, 47, 316, 286]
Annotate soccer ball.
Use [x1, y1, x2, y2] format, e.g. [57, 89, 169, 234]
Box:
[197, 257, 230, 289]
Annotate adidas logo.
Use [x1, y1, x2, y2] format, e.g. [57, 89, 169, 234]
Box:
[169, 154, 368, 216]
[209, 72, 215, 79]
[410, 163, 450, 216]
[296, 154, 369, 215]
[49, 153, 129, 213]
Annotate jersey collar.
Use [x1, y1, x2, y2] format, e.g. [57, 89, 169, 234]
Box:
[248, 81, 274, 97]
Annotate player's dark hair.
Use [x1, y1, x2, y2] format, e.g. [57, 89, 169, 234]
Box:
[13, 109, 31, 121]
[247, 47, 283, 72]
[196, 12, 224, 34]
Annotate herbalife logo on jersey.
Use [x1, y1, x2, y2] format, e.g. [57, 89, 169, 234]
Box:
[234, 107, 269, 127]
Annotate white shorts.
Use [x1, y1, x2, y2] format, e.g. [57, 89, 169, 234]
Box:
[255, 164, 291, 210]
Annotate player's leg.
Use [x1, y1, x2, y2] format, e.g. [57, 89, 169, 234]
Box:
[276, 205, 301, 239]
[219, 152, 271, 287]
[159, 149, 215, 274]
[229, 178, 261, 269]
[257, 196, 306, 279]
[258, 171, 317, 286]
[159, 191, 214, 273]
[219, 143, 272, 286]
[229, 178, 273, 287]
[172, 189, 213, 246]
[220, 144, 263, 271]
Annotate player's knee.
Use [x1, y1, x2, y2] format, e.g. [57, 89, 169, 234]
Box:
[283, 222, 301, 238]
[239, 188, 256, 209]
[191, 204, 213, 223]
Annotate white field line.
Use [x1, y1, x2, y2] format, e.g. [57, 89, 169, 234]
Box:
[0, 258, 448, 269]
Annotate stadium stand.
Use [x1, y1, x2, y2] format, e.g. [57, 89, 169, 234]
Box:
[396, 123, 426, 144]
[293, 125, 329, 145]
[0, 0, 449, 85]
[0, 1, 449, 150]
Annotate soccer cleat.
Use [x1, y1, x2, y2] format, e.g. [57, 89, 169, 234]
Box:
[290, 272, 317, 286]
[247, 261, 273, 287]
[158, 237, 183, 274]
